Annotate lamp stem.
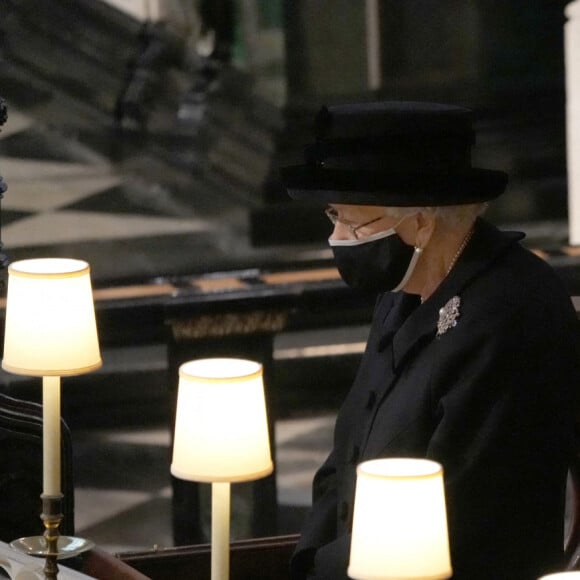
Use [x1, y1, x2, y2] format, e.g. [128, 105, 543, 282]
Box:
[43, 376, 61, 496]
[42, 376, 63, 579]
[211, 482, 231, 580]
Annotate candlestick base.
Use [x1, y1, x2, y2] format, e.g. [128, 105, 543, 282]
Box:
[10, 535, 95, 559]
[9, 494, 94, 579]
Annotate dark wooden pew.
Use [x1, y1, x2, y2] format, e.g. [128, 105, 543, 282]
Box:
[117, 534, 299, 580]
[0, 393, 75, 542]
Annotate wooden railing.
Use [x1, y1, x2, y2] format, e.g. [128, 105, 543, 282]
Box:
[117, 534, 299, 580]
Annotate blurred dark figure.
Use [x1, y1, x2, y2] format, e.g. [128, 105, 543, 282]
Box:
[114, 0, 235, 132]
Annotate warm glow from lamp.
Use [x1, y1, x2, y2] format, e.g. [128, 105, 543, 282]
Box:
[539, 574, 580, 579]
[2, 258, 102, 497]
[171, 358, 273, 580]
[171, 358, 273, 482]
[348, 458, 452, 580]
[2, 258, 102, 376]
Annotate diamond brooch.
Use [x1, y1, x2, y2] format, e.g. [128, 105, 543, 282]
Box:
[437, 296, 461, 337]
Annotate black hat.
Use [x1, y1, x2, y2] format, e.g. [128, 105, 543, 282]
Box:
[281, 101, 508, 206]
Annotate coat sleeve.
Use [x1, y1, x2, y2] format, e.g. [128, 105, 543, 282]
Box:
[291, 449, 352, 580]
[290, 293, 399, 580]
[426, 299, 579, 579]
[290, 448, 340, 579]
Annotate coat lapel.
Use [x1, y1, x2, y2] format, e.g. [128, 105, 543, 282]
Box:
[391, 218, 524, 372]
[359, 219, 524, 457]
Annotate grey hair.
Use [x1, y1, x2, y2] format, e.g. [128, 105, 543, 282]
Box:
[383, 203, 487, 230]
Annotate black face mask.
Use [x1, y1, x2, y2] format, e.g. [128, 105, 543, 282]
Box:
[329, 228, 422, 293]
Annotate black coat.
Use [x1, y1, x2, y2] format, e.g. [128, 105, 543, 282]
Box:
[292, 218, 580, 580]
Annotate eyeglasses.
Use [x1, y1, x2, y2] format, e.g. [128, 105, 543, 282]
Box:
[324, 207, 385, 240]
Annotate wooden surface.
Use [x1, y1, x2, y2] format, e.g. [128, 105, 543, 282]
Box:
[118, 534, 299, 580]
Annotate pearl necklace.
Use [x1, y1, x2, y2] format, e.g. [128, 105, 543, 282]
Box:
[420, 226, 475, 304]
[446, 227, 474, 276]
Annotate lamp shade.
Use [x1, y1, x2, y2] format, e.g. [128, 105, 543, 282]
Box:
[2, 258, 102, 376]
[348, 458, 452, 580]
[171, 358, 274, 483]
[539, 574, 580, 579]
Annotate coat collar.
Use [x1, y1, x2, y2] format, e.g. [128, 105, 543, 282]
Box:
[390, 218, 524, 370]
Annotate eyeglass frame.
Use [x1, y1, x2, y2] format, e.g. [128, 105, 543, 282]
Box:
[324, 207, 385, 240]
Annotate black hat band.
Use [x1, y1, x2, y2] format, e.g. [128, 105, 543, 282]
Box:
[305, 133, 473, 173]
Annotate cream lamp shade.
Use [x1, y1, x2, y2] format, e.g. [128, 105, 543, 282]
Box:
[538, 574, 580, 579]
[171, 358, 274, 483]
[2, 258, 102, 376]
[348, 458, 452, 580]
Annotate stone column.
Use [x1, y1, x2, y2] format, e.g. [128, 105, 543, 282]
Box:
[283, 0, 368, 103]
[566, 1, 580, 244]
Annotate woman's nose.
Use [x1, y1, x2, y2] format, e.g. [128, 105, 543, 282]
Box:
[329, 222, 351, 241]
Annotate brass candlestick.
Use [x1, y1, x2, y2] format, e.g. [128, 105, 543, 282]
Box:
[10, 492, 95, 577]
[41, 494, 63, 580]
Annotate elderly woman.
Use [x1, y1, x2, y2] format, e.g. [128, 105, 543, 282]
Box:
[281, 102, 580, 580]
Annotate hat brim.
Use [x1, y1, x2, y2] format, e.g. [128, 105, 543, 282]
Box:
[281, 165, 508, 207]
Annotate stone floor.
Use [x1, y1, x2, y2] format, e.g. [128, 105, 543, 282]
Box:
[71, 414, 336, 554]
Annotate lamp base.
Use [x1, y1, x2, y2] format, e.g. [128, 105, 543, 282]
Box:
[10, 535, 95, 560]
[9, 494, 94, 579]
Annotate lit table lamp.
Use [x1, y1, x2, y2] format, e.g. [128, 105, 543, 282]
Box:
[539, 574, 580, 579]
[171, 358, 274, 580]
[1, 258, 102, 579]
[348, 458, 452, 580]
